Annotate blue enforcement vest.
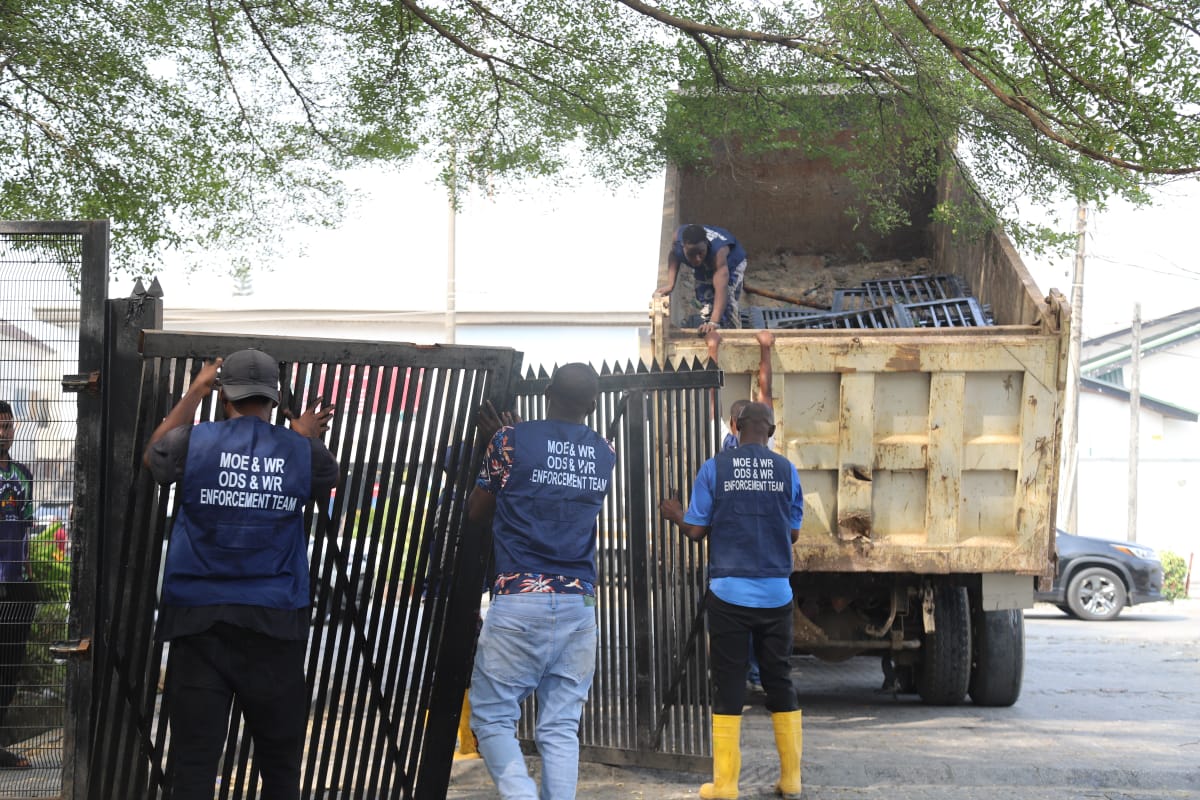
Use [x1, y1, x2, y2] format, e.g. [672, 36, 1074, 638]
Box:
[671, 225, 747, 287]
[492, 420, 616, 584]
[162, 416, 313, 609]
[708, 444, 795, 579]
[0, 461, 33, 582]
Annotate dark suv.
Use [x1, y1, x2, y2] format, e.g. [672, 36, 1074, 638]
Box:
[1035, 529, 1165, 621]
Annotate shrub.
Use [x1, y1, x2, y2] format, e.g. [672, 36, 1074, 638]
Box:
[29, 521, 71, 600]
[1161, 551, 1189, 602]
[17, 522, 71, 729]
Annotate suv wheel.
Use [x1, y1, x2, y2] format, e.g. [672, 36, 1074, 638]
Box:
[1066, 566, 1127, 621]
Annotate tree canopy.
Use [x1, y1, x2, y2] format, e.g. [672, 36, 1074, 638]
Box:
[4, 0, 1199, 271]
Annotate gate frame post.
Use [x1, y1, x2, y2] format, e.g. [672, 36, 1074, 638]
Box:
[90, 289, 165, 798]
[414, 350, 526, 798]
[62, 221, 109, 800]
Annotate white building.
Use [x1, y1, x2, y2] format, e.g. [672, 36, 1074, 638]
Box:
[1068, 307, 1200, 562]
[159, 305, 649, 373]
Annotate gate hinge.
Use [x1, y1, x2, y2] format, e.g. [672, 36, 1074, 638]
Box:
[62, 371, 101, 394]
[49, 638, 92, 660]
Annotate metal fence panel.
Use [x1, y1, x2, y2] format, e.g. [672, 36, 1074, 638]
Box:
[0, 221, 107, 800]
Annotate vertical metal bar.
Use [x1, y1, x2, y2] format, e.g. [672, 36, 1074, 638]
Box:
[337, 364, 392, 799]
[90, 294, 165, 800]
[115, 358, 164, 800]
[393, 364, 446, 797]
[148, 358, 189, 797]
[61, 222, 107, 800]
[107, 297, 169, 799]
[373, 366, 430, 797]
[310, 360, 361, 797]
[357, 364, 413, 798]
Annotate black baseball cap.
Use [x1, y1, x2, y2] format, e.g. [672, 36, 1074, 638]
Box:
[736, 401, 775, 427]
[219, 349, 279, 404]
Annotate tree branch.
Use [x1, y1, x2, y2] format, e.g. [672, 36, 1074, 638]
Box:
[689, 32, 751, 93]
[616, 0, 914, 95]
[396, 0, 626, 138]
[207, 0, 271, 157]
[1121, 0, 1200, 36]
[233, 0, 332, 145]
[901, 0, 1199, 174]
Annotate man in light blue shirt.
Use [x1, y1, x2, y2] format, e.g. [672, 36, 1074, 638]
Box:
[660, 401, 803, 800]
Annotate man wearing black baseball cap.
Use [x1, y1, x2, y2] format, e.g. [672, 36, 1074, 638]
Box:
[143, 349, 338, 800]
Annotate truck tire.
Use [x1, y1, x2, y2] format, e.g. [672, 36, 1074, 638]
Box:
[968, 608, 1024, 707]
[917, 586, 971, 706]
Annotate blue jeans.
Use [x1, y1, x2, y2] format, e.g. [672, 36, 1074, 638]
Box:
[469, 593, 598, 800]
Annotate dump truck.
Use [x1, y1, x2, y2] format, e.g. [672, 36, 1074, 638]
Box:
[648, 144, 1069, 707]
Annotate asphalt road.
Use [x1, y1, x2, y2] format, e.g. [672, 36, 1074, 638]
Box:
[448, 598, 1200, 799]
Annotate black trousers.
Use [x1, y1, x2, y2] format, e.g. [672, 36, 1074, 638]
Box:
[706, 592, 798, 715]
[165, 624, 307, 800]
[0, 581, 38, 729]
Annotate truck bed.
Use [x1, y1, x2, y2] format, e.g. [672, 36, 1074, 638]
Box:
[649, 147, 1068, 579]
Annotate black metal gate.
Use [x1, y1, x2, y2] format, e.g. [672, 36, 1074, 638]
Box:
[5, 219, 725, 797]
[88, 304, 523, 799]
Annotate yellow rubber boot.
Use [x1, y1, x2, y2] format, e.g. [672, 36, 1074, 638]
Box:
[772, 710, 803, 799]
[453, 691, 480, 760]
[700, 714, 741, 799]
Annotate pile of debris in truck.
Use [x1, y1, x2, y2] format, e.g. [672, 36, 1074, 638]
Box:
[738, 258, 994, 330]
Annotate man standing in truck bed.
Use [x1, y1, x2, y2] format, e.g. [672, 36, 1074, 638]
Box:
[655, 223, 748, 336]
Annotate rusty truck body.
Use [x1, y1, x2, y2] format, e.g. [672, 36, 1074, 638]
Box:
[648, 144, 1069, 706]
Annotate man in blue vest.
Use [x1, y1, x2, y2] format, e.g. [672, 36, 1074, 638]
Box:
[656, 223, 749, 334]
[0, 400, 36, 770]
[654, 223, 749, 364]
[660, 402, 804, 800]
[144, 350, 337, 800]
[466, 363, 616, 800]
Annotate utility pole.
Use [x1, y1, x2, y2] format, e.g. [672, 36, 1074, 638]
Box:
[1127, 303, 1142, 542]
[1060, 203, 1086, 534]
[445, 160, 457, 345]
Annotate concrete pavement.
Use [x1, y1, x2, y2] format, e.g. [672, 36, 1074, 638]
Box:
[447, 599, 1200, 799]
